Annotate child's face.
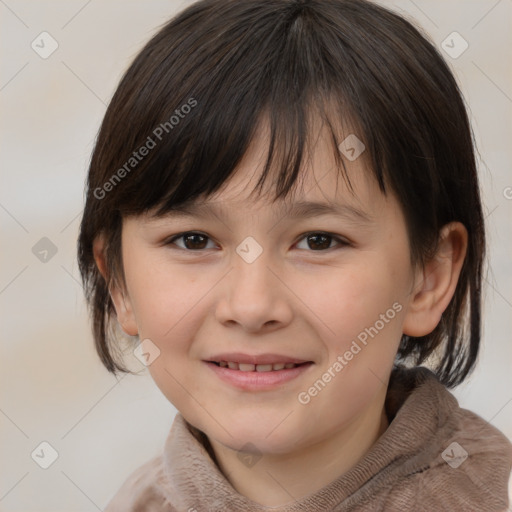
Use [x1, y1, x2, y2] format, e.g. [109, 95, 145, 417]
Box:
[114, 121, 420, 455]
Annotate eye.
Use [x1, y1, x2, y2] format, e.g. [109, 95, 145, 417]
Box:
[165, 231, 349, 252]
[295, 232, 349, 251]
[166, 232, 217, 251]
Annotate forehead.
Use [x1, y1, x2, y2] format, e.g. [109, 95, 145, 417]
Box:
[142, 152, 384, 235]
[139, 111, 389, 229]
[132, 112, 408, 238]
[200, 116, 381, 216]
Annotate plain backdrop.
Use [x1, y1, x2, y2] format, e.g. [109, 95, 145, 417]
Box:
[1, 1, 511, 510]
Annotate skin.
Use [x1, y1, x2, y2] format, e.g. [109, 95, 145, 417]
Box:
[94, 118, 468, 507]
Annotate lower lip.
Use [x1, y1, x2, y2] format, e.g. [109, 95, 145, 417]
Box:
[204, 361, 314, 391]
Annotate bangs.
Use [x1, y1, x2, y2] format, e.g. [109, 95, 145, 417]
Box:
[94, 0, 391, 220]
[151, 99, 370, 217]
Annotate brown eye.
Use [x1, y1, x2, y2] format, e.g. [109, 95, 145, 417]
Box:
[166, 231, 349, 253]
[167, 232, 215, 250]
[306, 233, 332, 250]
[295, 232, 348, 251]
[183, 233, 208, 250]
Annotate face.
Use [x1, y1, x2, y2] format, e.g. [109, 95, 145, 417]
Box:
[113, 121, 420, 456]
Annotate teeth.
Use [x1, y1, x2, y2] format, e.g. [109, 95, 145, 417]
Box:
[217, 361, 300, 371]
[255, 364, 272, 372]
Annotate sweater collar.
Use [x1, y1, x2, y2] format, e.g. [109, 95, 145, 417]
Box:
[159, 365, 497, 511]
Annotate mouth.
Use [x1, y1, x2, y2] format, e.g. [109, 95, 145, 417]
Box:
[203, 354, 314, 390]
[208, 361, 308, 372]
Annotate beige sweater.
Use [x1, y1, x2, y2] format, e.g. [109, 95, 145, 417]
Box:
[104, 366, 512, 511]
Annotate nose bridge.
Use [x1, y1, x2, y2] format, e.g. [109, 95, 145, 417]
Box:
[231, 235, 276, 299]
[216, 235, 292, 331]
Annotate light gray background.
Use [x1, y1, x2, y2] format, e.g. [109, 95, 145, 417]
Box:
[1, 1, 511, 510]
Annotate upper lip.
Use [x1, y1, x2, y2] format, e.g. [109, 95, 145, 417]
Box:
[205, 353, 312, 365]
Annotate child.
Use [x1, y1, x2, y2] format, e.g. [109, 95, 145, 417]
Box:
[77, 0, 512, 510]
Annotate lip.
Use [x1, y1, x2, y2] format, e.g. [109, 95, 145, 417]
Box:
[204, 360, 314, 391]
[205, 352, 311, 365]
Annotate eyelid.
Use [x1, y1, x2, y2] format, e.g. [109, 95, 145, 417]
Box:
[164, 231, 351, 252]
[165, 231, 218, 249]
[294, 231, 351, 251]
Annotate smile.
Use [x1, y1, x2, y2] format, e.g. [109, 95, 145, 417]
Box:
[212, 361, 301, 371]
[204, 359, 314, 391]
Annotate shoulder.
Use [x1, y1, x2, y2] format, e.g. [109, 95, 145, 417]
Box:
[103, 455, 176, 512]
[394, 410, 512, 511]
[380, 367, 512, 511]
[404, 464, 510, 512]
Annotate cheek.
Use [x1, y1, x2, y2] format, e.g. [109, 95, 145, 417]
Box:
[302, 262, 404, 350]
[125, 250, 201, 339]
[131, 265, 208, 406]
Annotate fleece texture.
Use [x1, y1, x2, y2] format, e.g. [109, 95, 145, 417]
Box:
[104, 365, 512, 511]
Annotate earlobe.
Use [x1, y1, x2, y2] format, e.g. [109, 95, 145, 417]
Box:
[109, 285, 139, 337]
[92, 235, 139, 337]
[402, 222, 468, 337]
[93, 234, 108, 281]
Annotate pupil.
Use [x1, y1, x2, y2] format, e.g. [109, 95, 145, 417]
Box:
[308, 234, 330, 250]
[185, 234, 207, 250]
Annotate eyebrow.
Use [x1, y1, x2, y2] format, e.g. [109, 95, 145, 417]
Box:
[159, 200, 372, 223]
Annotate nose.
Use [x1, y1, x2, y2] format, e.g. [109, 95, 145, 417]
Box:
[214, 248, 293, 333]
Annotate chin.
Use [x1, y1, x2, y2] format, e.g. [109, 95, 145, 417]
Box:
[204, 417, 307, 455]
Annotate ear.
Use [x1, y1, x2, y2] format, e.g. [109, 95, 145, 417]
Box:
[402, 222, 468, 337]
[92, 234, 139, 336]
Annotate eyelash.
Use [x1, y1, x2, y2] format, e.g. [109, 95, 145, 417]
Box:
[164, 231, 350, 253]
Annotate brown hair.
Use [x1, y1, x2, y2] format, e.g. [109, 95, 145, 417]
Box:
[77, 0, 485, 388]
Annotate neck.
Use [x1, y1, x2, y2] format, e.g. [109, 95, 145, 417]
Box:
[208, 389, 389, 507]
